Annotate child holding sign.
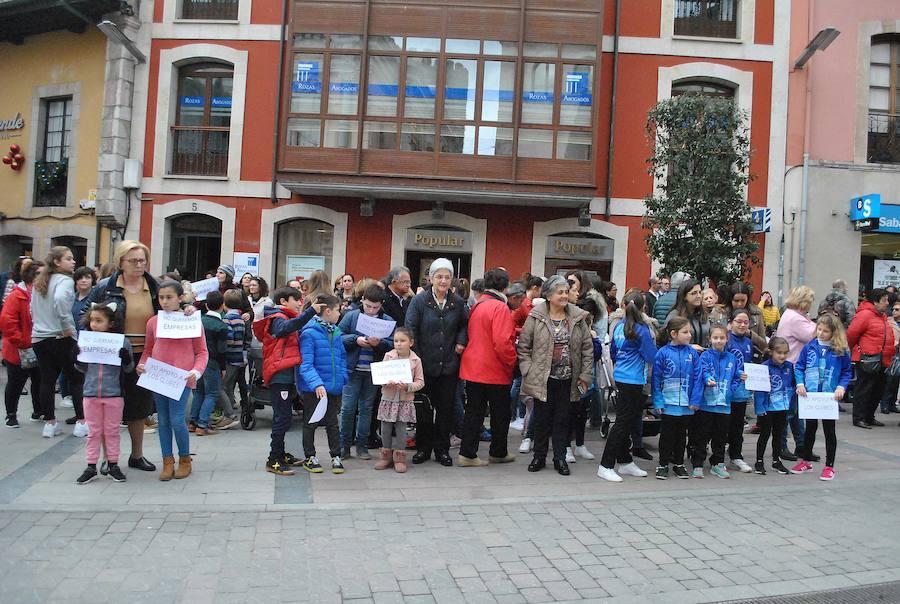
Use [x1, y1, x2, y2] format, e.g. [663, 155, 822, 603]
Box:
[138, 281, 209, 481]
[726, 308, 756, 473]
[753, 337, 795, 475]
[792, 314, 852, 480]
[375, 327, 424, 473]
[74, 302, 134, 485]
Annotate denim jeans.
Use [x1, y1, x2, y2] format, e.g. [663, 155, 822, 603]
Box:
[510, 377, 524, 419]
[193, 366, 222, 428]
[155, 388, 191, 458]
[340, 370, 379, 450]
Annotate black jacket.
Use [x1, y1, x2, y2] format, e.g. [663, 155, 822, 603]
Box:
[382, 287, 411, 327]
[404, 287, 469, 377]
[85, 270, 161, 324]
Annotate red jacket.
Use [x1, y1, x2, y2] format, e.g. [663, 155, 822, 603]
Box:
[258, 306, 303, 385]
[460, 292, 517, 385]
[511, 296, 533, 335]
[847, 300, 892, 366]
[0, 283, 33, 365]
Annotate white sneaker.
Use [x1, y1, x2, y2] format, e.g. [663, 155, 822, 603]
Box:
[565, 447, 576, 463]
[730, 458, 752, 473]
[42, 422, 62, 438]
[575, 445, 595, 460]
[59, 396, 74, 408]
[597, 465, 623, 482]
[509, 418, 525, 432]
[72, 421, 89, 438]
[618, 462, 648, 477]
[518, 438, 532, 453]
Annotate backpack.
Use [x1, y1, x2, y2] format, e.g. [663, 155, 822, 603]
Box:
[818, 292, 847, 324]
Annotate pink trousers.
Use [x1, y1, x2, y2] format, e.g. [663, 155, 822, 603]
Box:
[83, 397, 124, 464]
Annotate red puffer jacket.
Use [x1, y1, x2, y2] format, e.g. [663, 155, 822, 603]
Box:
[847, 300, 892, 366]
[257, 306, 303, 385]
[460, 292, 517, 385]
[0, 283, 33, 365]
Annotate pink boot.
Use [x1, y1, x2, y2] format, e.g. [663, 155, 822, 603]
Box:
[374, 449, 393, 470]
[393, 450, 408, 473]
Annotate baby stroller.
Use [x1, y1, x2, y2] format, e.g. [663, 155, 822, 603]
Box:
[596, 338, 661, 439]
[240, 339, 269, 430]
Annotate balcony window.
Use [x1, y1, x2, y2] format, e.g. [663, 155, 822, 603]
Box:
[34, 97, 71, 207]
[868, 36, 900, 164]
[180, 0, 239, 20]
[170, 63, 232, 176]
[674, 0, 738, 39]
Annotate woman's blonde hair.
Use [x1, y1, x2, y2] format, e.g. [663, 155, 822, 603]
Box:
[113, 240, 150, 270]
[34, 246, 72, 296]
[301, 269, 332, 310]
[816, 313, 849, 354]
[784, 285, 815, 311]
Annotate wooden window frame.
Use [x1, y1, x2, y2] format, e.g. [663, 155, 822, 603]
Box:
[171, 62, 233, 176]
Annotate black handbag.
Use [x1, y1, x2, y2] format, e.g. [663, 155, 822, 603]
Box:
[887, 353, 900, 378]
[859, 327, 888, 374]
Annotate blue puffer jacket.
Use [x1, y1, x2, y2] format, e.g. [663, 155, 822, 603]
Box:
[754, 359, 795, 415]
[794, 340, 852, 393]
[698, 349, 743, 414]
[338, 309, 395, 370]
[405, 287, 468, 378]
[297, 318, 349, 395]
[726, 332, 753, 402]
[652, 343, 703, 416]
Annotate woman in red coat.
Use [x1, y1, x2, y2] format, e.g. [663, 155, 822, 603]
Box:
[0, 260, 43, 427]
[847, 288, 892, 429]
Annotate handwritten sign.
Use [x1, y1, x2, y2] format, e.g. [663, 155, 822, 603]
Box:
[356, 313, 396, 339]
[308, 395, 329, 424]
[370, 358, 413, 386]
[191, 277, 219, 301]
[137, 358, 190, 401]
[799, 392, 839, 420]
[77, 331, 125, 366]
[156, 311, 202, 339]
[743, 363, 771, 392]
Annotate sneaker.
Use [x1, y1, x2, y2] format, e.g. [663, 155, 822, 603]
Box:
[754, 461, 767, 475]
[449, 435, 461, 449]
[283, 452, 304, 467]
[672, 465, 690, 479]
[780, 450, 798, 461]
[107, 464, 127, 482]
[188, 421, 197, 433]
[5, 416, 19, 429]
[216, 416, 237, 431]
[355, 446, 372, 460]
[597, 465, 623, 482]
[819, 466, 835, 481]
[617, 462, 647, 478]
[42, 422, 62, 438]
[479, 429, 492, 442]
[518, 438, 532, 453]
[789, 460, 813, 474]
[655, 466, 669, 480]
[60, 396, 74, 408]
[75, 466, 98, 485]
[574, 445, 595, 460]
[195, 425, 218, 436]
[302, 456, 323, 473]
[772, 460, 789, 475]
[266, 459, 295, 476]
[691, 467, 704, 479]
[710, 463, 731, 479]
[72, 421, 89, 438]
[143, 417, 159, 434]
[565, 447, 576, 463]
[332, 456, 345, 474]
[730, 458, 752, 473]
[29, 413, 44, 422]
[509, 417, 525, 432]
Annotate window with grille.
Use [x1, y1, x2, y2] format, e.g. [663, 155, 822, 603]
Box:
[34, 97, 72, 207]
[868, 35, 900, 164]
[171, 63, 233, 176]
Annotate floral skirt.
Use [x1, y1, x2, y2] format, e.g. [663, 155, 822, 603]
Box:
[377, 399, 417, 423]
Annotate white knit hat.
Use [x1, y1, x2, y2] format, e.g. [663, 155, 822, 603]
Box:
[429, 258, 454, 277]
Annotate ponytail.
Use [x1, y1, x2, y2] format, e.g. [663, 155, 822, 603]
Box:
[622, 291, 646, 340]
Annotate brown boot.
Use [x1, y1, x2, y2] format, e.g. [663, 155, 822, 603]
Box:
[374, 449, 393, 470]
[174, 455, 192, 479]
[393, 450, 408, 473]
[159, 456, 175, 481]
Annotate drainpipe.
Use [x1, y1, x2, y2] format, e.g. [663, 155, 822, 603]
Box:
[270, 0, 290, 204]
[603, 0, 621, 220]
[797, 1, 815, 286]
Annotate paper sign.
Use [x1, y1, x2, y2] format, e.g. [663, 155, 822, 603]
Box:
[156, 311, 202, 339]
[743, 363, 771, 392]
[799, 392, 839, 420]
[77, 331, 125, 366]
[308, 395, 328, 424]
[356, 313, 396, 339]
[137, 358, 190, 401]
[370, 359, 413, 386]
[234, 252, 260, 277]
[191, 277, 219, 301]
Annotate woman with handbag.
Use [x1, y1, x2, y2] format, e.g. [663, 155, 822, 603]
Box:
[847, 289, 892, 429]
[879, 301, 900, 414]
[0, 260, 44, 427]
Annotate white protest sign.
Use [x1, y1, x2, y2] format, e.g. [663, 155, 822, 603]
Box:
[77, 331, 125, 366]
[156, 311, 202, 339]
[191, 277, 219, 301]
[234, 252, 260, 277]
[743, 363, 771, 392]
[799, 392, 839, 420]
[370, 358, 413, 386]
[308, 395, 329, 424]
[356, 313, 396, 339]
[137, 358, 190, 401]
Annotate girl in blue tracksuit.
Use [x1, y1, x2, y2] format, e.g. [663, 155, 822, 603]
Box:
[791, 314, 852, 481]
[726, 308, 755, 473]
[297, 294, 349, 474]
[691, 324, 746, 479]
[652, 317, 703, 479]
[753, 337, 795, 475]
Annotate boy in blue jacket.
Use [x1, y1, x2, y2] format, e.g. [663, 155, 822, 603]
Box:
[298, 294, 349, 474]
[690, 324, 745, 479]
[652, 317, 703, 480]
[753, 337, 795, 475]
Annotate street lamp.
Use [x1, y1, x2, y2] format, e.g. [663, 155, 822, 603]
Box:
[793, 27, 840, 70]
[97, 19, 146, 64]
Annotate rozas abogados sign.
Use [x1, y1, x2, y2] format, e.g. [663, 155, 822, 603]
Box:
[0, 113, 25, 139]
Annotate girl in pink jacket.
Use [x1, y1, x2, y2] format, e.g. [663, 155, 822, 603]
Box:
[375, 327, 425, 473]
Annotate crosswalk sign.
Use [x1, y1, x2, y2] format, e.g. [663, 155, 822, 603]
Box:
[751, 208, 771, 233]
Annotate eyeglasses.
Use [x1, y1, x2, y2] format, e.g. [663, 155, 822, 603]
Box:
[732, 319, 750, 325]
[395, 279, 411, 285]
[123, 258, 147, 265]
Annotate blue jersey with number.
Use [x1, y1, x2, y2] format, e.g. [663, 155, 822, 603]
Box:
[793, 339, 852, 393]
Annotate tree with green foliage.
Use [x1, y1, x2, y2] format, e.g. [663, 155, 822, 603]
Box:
[641, 93, 759, 285]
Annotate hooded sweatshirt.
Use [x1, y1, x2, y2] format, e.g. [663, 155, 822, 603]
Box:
[652, 343, 703, 416]
[31, 273, 76, 341]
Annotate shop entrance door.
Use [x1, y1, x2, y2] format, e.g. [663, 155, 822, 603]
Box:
[405, 251, 471, 290]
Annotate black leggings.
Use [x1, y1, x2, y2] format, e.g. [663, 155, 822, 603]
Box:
[803, 419, 836, 467]
[32, 338, 84, 421]
[3, 361, 40, 418]
[569, 396, 590, 447]
[756, 410, 787, 462]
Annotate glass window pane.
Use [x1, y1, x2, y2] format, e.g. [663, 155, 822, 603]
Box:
[366, 56, 399, 117]
[871, 42, 891, 64]
[400, 123, 435, 152]
[522, 63, 555, 125]
[524, 42, 557, 57]
[49, 101, 64, 118]
[557, 131, 592, 160]
[330, 34, 362, 49]
[404, 57, 437, 119]
[286, 118, 321, 147]
[440, 125, 475, 154]
[327, 55, 360, 115]
[562, 44, 596, 60]
[178, 75, 206, 125]
[870, 88, 890, 112]
[210, 77, 232, 127]
[560, 64, 593, 127]
[294, 33, 326, 48]
[871, 64, 891, 87]
[324, 120, 359, 148]
[477, 126, 513, 156]
[291, 54, 324, 113]
[482, 61, 515, 122]
[446, 39, 480, 54]
[483, 40, 518, 56]
[444, 59, 477, 121]
[517, 129, 553, 158]
[368, 35, 403, 51]
[362, 121, 397, 149]
[276, 219, 334, 287]
[406, 37, 440, 52]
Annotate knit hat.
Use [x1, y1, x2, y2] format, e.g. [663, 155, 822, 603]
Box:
[218, 264, 236, 279]
[429, 258, 454, 278]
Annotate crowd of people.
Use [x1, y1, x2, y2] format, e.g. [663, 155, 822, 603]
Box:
[0, 240, 895, 486]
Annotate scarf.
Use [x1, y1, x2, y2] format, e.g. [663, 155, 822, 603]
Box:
[314, 316, 338, 334]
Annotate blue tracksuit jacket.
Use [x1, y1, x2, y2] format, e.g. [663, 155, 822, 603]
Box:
[610, 321, 658, 385]
[794, 339, 852, 393]
[698, 348, 743, 414]
[753, 359, 795, 415]
[297, 318, 349, 395]
[727, 332, 753, 402]
[652, 343, 703, 416]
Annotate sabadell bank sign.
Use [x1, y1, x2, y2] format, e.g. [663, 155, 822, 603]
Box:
[0, 113, 25, 139]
